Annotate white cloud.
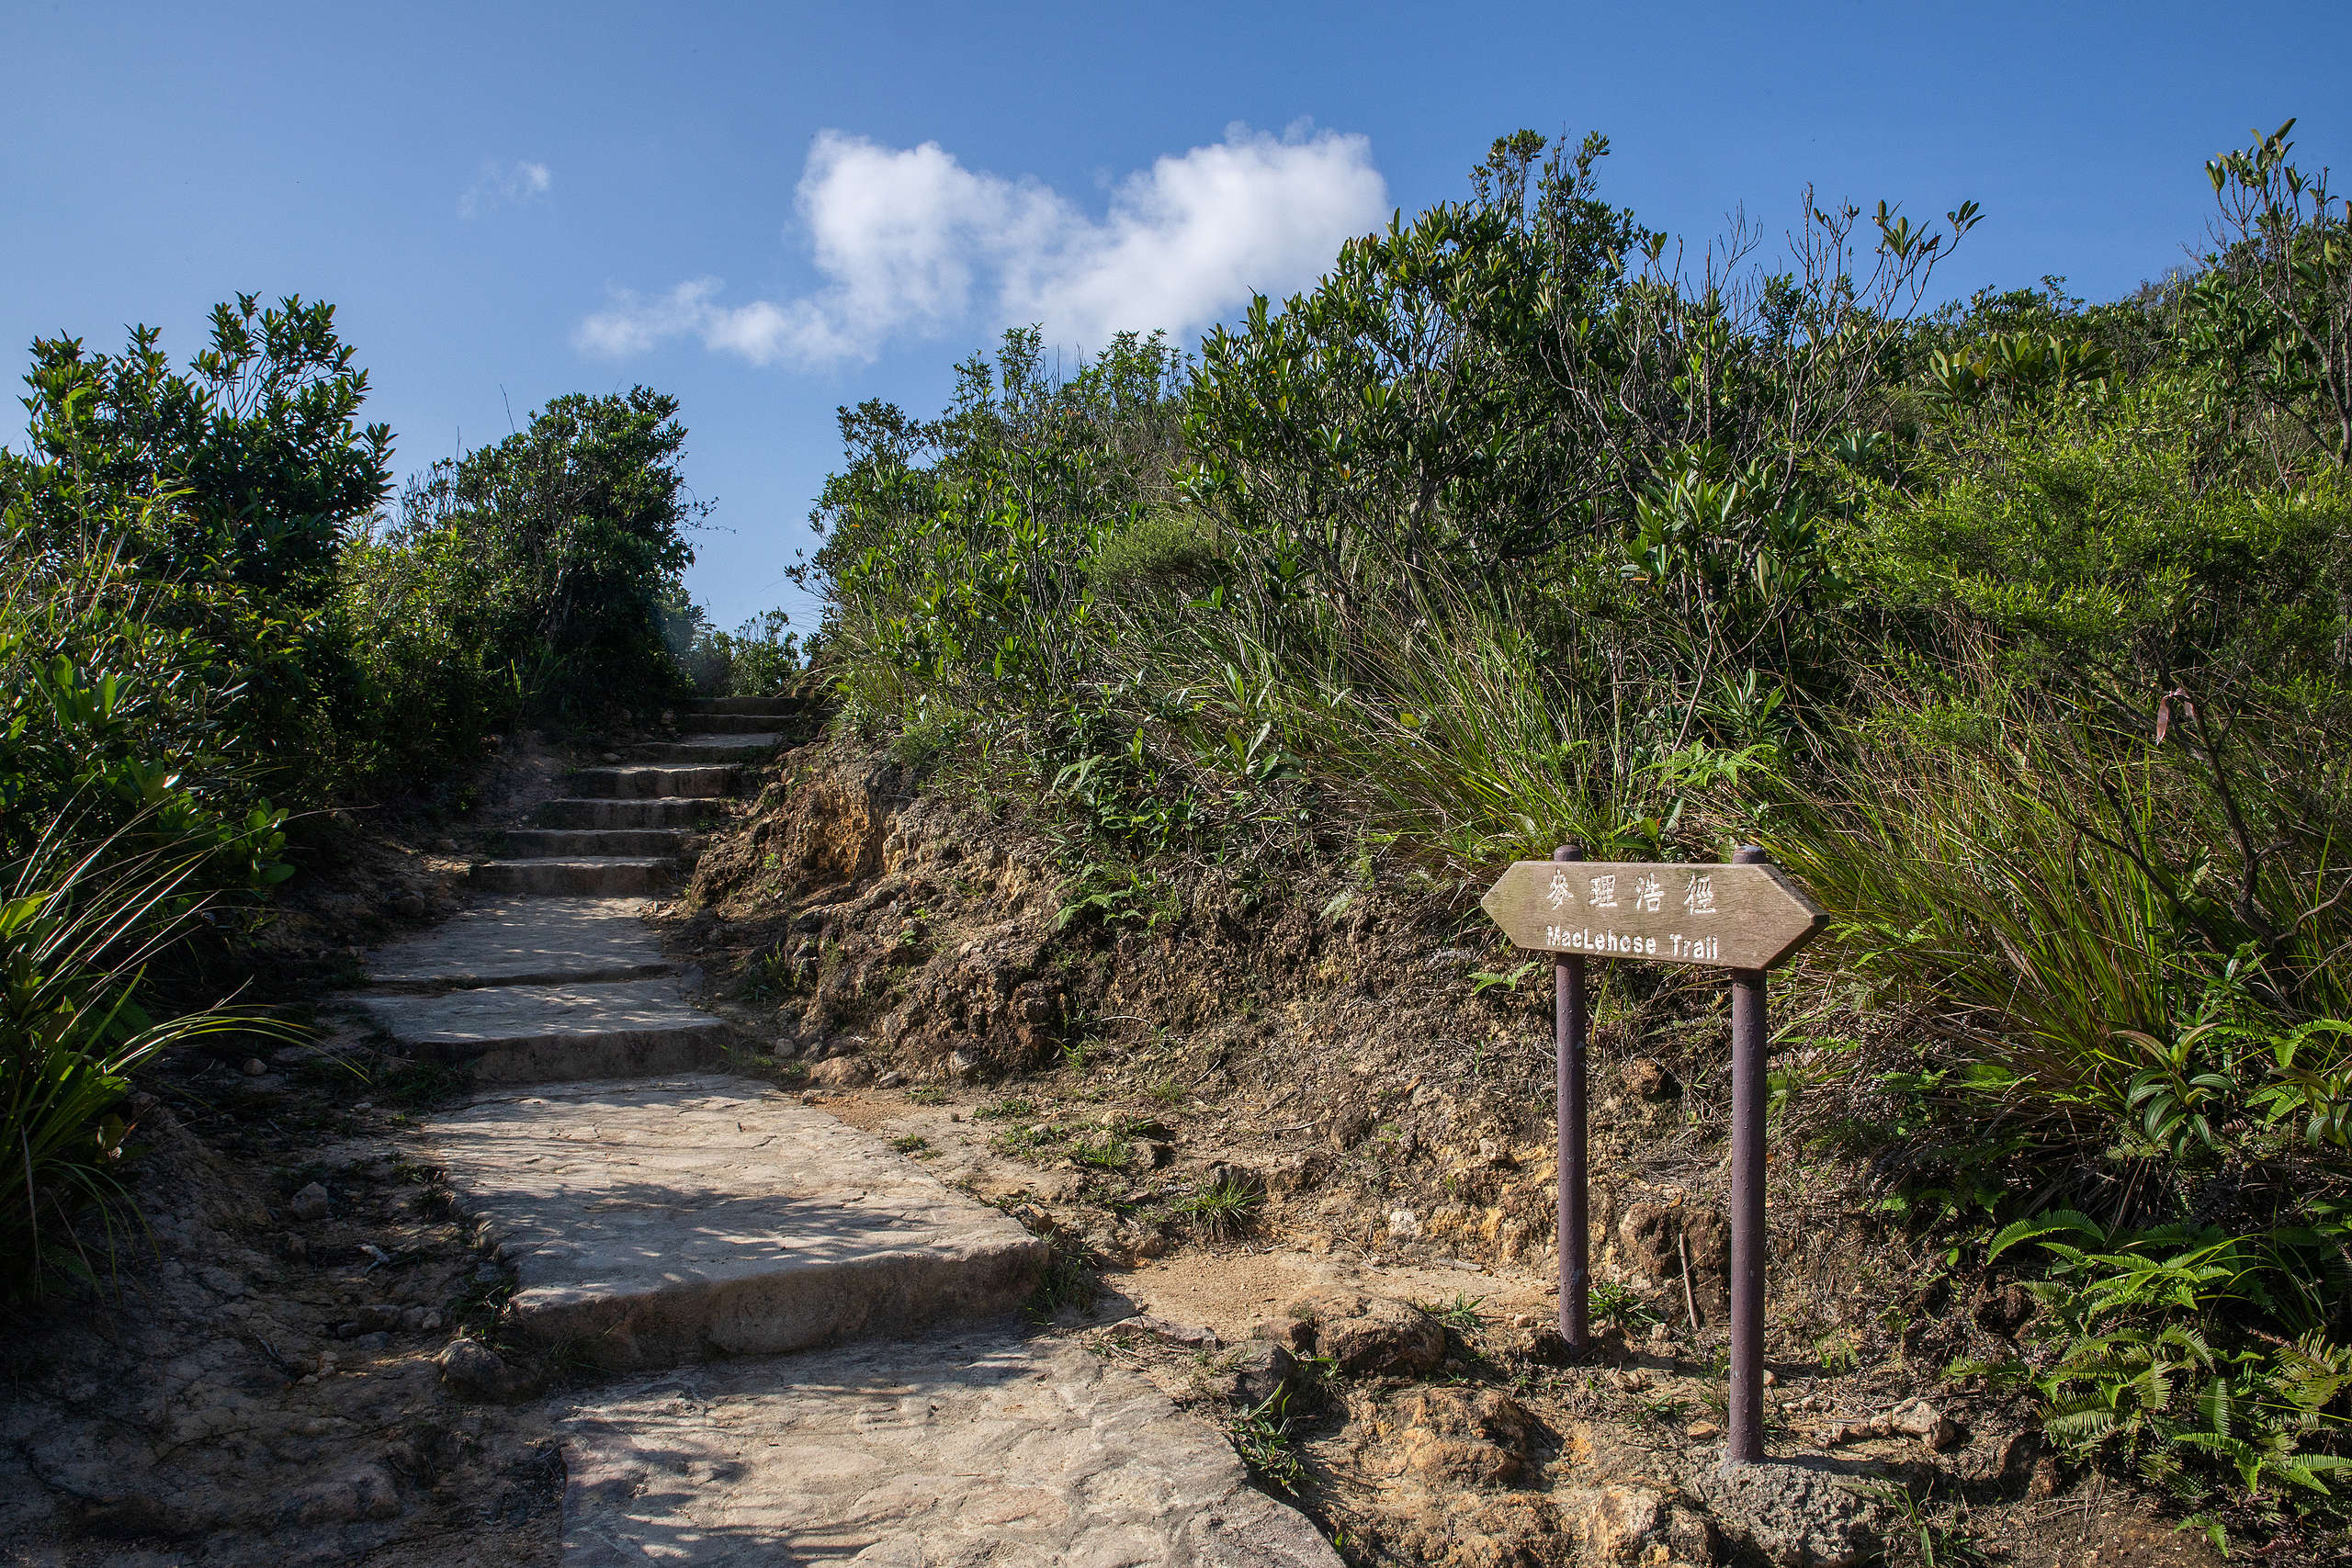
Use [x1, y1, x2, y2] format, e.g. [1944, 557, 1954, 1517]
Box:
[575, 124, 1385, 367]
[459, 160, 553, 219]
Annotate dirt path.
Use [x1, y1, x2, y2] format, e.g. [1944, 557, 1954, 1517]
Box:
[362, 698, 1341, 1565]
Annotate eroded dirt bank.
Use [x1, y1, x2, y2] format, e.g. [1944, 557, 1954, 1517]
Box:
[657, 736, 2234, 1568]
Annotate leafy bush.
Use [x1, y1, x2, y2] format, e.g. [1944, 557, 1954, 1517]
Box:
[676, 608, 806, 696]
[343, 386, 703, 784]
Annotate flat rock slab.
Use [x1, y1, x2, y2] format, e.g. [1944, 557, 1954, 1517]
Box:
[687, 696, 805, 716]
[365, 897, 670, 989]
[472, 856, 674, 897]
[500, 829, 691, 857]
[678, 713, 786, 735]
[539, 796, 712, 829]
[572, 765, 736, 799]
[635, 735, 781, 762]
[559, 1325, 1342, 1566]
[358, 979, 726, 1083]
[425, 1075, 1049, 1370]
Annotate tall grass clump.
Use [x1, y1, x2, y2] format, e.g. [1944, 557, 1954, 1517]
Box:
[0, 829, 299, 1302]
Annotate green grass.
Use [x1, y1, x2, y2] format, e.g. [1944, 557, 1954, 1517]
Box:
[1413, 1293, 1487, 1332]
[1173, 1173, 1262, 1241]
[1067, 1133, 1132, 1170]
[1, 834, 305, 1302]
[1226, 1390, 1307, 1492]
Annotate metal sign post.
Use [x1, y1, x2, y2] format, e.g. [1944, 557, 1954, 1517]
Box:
[1553, 844, 1589, 1350]
[1481, 844, 1825, 1466]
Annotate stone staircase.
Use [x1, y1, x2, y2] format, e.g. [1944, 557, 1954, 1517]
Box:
[349, 695, 1342, 1565]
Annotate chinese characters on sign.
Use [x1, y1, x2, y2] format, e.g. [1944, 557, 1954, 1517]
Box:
[1476, 858, 1826, 971]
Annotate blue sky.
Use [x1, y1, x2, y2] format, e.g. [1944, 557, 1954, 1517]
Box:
[7, 2, 2348, 632]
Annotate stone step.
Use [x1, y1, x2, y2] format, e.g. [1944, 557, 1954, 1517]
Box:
[558, 1325, 1344, 1566]
[538, 797, 714, 829]
[424, 1075, 1048, 1371]
[357, 980, 729, 1086]
[364, 897, 673, 991]
[472, 858, 674, 897]
[571, 764, 736, 799]
[499, 829, 692, 858]
[631, 737, 781, 764]
[686, 695, 804, 716]
[676, 712, 784, 735]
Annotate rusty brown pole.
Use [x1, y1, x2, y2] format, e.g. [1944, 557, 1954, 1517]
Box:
[1555, 843, 1589, 1350]
[1724, 843, 1770, 1464]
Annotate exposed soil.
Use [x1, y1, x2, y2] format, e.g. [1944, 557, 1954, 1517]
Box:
[0, 722, 2281, 1566]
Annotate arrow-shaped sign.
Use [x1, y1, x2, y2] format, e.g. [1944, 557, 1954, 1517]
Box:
[1479, 858, 1826, 970]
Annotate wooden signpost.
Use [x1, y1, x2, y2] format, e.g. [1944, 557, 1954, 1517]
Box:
[1482, 844, 1826, 1466]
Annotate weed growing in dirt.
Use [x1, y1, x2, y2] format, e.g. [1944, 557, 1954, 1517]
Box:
[379, 1056, 469, 1109]
[1872, 1481, 1992, 1568]
[975, 1096, 1035, 1121]
[1227, 1390, 1306, 1492]
[1633, 1392, 1691, 1428]
[907, 1086, 950, 1105]
[1590, 1280, 1661, 1335]
[1067, 1133, 1131, 1170]
[1174, 1173, 1262, 1240]
[888, 1134, 933, 1156]
[988, 1122, 1068, 1160]
[1027, 1246, 1099, 1318]
[1413, 1293, 1487, 1332]
[447, 1268, 515, 1336]
[737, 944, 801, 1005]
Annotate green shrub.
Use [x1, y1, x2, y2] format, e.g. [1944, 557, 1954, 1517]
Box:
[677, 608, 805, 696]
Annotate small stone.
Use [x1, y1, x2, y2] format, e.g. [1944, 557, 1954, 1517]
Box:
[1317, 1298, 1445, 1377]
[1212, 1341, 1295, 1408]
[1684, 1419, 1721, 1439]
[242, 1057, 268, 1077]
[1386, 1208, 1422, 1239]
[1561, 1483, 1671, 1564]
[600, 751, 622, 763]
[1888, 1396, 1962, 1450]
[391, 893, 429, 919]
[875, 1069, 907, 1089]
[435, 1337, 530, 1401]
[288, 1182, 331, 1221]
[1388, 1387, 1537, 1487]
[809, 1056, 873, 1089]
[1621, 1057, 1679, 1099]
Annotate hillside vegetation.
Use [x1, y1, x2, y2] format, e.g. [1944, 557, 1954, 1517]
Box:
[790, 125, 2352, 1545]
[0, 292, 804, 1303]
